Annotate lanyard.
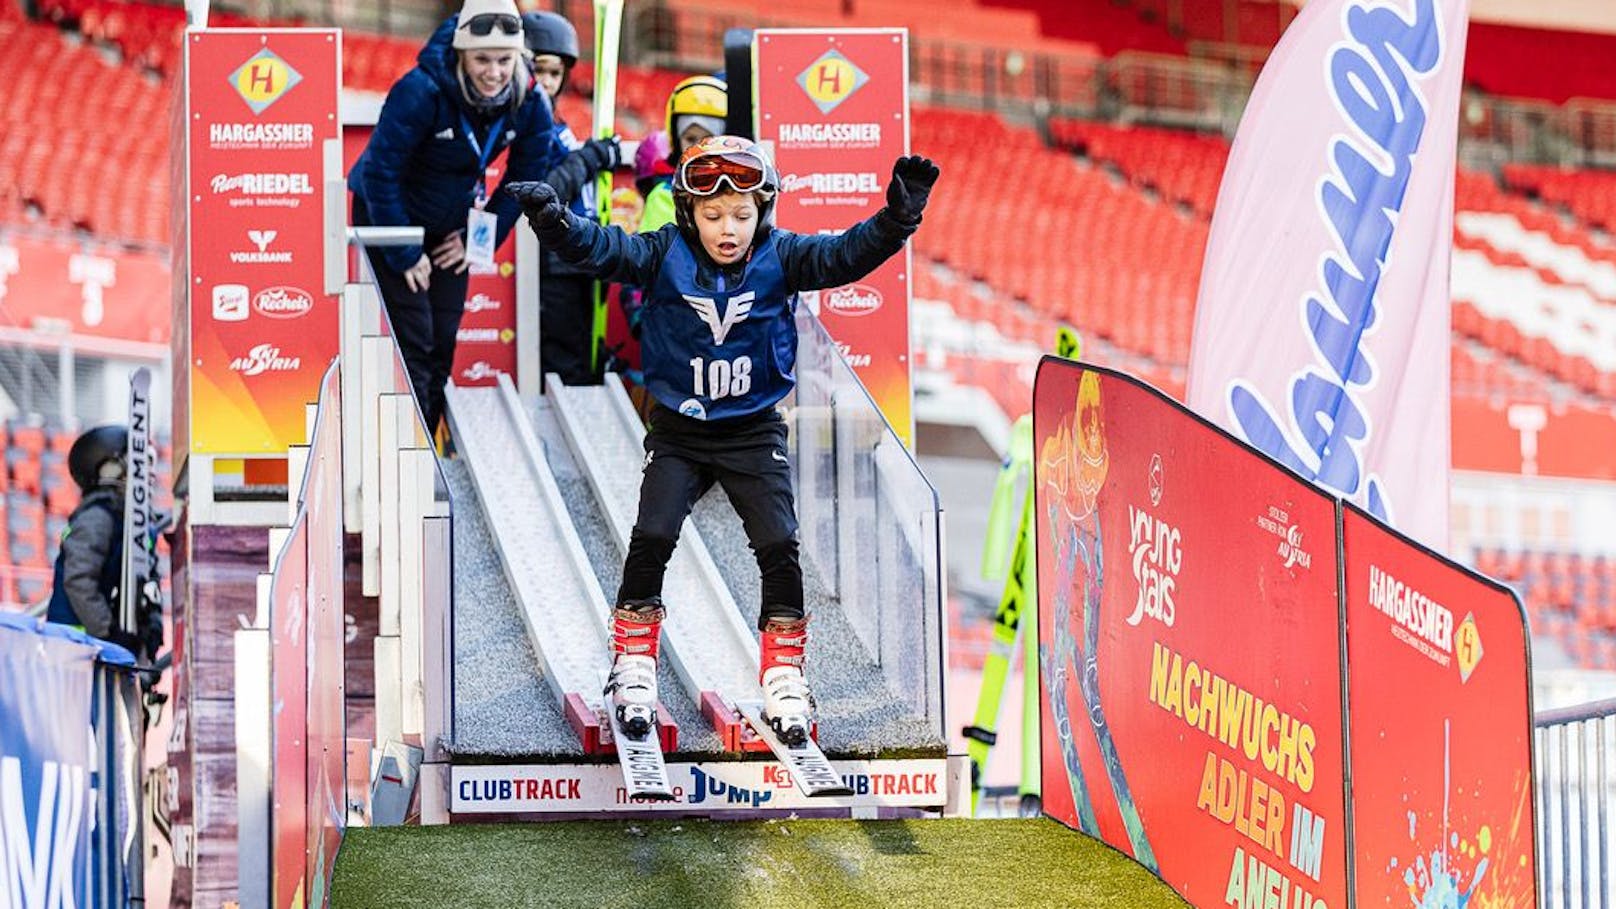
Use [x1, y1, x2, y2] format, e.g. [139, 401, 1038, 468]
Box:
[460, 114, 506, 205]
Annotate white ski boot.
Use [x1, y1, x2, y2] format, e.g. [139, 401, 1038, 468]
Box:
[760, 616, 813, 746]
[606, 602, 664, 739]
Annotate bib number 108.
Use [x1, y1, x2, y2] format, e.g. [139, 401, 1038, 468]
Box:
[690, 355, 753, 400]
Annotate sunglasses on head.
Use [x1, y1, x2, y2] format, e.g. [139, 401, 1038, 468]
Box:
[460, 12, 521, 36]
[680, 150, 769, 196]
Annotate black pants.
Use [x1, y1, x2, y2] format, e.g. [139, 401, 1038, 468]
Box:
[617, 405, 803, 628]
[355, 200, 469, 433]
[540, 272, 601, 387]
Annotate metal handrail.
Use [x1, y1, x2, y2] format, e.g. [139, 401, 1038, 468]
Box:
[1536, 699, 1616, 907]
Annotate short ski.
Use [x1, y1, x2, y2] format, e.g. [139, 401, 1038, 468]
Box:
[606, 708, 676, 801]
[736, 700, 852, 798]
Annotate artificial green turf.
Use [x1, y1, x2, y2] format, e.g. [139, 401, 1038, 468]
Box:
[330, 817, 1188, 908]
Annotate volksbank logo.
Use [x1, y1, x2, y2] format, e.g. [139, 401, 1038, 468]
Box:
[228, 47, 303, 114]
[796, 49, 869, 114]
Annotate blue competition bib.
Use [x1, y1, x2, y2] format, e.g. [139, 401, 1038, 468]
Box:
[643, 235, 796, 421]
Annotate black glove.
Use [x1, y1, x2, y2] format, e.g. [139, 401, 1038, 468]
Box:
[107, 628, 143, 660]
[506, 181, 570, 237]
[886, 155, 940, 224]
[584, 136, 622, 171]
[141, 609, 164, 661]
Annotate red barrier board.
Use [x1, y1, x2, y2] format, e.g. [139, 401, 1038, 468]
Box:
[269, 518, 309, 909]
[1342, 506, 1537, 906]
[305, 364, 346, 904]
[755, 29, 914, 447]
[0, 232, 170, 345]
[1034, 359, 1348, 907]
[184, 30, 339, 454]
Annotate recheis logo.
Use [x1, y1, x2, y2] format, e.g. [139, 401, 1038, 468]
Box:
[796, 49, 870, 114]
[824, 284, 881, 317]
[464, 293, 502, 314]
[253, 286, 313, 319]
[228, 47, 303, 114]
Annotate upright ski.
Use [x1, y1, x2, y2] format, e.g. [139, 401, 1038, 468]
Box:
[589, 0, 626, 373]
[735, 700, 852, 798]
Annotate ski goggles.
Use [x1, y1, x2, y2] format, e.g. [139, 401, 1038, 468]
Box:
[679, 148, 770, 197]
[460, 13, 521, 37]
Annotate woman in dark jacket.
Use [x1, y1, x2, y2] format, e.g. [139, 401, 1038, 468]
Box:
[348, 0, 558, 434]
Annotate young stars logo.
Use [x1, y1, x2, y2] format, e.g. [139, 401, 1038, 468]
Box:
[229, 48, 303, 114]
[796, 49, 869, 115]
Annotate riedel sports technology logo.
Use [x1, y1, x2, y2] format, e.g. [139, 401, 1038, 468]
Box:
[795, 49, 870, 114]
[781, 172, 880, 194]
[228, 47, 303, 114]
[229, 344, 301, 376]
[1127, 455, 1181, 628]
[1255, 505, 1312, 570]
[824, 284, 881, 317]
[253, 286, 313, 319]
[210, 173, 315, 195]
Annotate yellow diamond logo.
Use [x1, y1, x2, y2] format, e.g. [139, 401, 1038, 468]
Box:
[229, 48, 302, 115]
[1455, 613, 1483, 683]
[796, 49, 869, 115]
[499, 328, 516, 344]
[499, 261, 515, 278]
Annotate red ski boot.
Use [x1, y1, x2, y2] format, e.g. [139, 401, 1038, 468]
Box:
[759, 616, 813, 746]
[606, 601, 664, 738]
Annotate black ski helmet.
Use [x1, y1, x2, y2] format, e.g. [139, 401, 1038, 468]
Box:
[522, 11, 579, 67]
[672, 135, 779, 248]
[68, 425, 128, 493]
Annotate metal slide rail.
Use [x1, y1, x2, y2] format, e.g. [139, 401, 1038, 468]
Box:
[1536, 698, 1616, 907]
[549, 378, 763, 722]
[445, 377, 613, 721]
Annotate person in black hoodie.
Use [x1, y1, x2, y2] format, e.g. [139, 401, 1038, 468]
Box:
[46, 425, 161, 660]
[347, 0, 558, 435]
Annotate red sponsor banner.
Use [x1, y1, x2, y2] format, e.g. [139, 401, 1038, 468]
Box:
[304, 365, 346, 904]
[0, 232, 170, 345]
[755, 29, 914, 447]
[1452, 395, 1616, 480]
[1342, 506, 1537, 906]
[269, 518, 309, 909]
[342, 123, 519, 388]
[1034, 359, 1348, 906]
[184, 30, 339, 454]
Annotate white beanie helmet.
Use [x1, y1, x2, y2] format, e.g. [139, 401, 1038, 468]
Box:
[452, 0, 525, 52]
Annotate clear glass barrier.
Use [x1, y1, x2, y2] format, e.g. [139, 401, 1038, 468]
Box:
[789, 306, 946, 736]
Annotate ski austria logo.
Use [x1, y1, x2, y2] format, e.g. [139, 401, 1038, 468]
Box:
[795, 49, 869, 114]
[229, 344, 301, 376]
[228, 47, 303, 114]
[824, 284, 882, 317]
[1127, 453, 1182, 628]
[253, 286, 313, 319]
[1225, 0, 1443, 527]
[1255, 505, 1312, 570]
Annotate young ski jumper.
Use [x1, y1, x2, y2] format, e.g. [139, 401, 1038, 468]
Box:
[509, 136, 939, 743]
